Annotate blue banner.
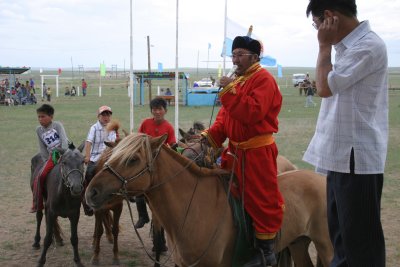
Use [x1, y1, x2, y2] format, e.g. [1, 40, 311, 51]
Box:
[277, 64, 283, 77]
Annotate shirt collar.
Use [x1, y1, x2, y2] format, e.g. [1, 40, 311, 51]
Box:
[335, 20, 371, 51]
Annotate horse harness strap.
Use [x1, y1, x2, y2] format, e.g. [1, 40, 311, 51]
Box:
[104, 163, 151, 195]
[60, 161, 84, 188]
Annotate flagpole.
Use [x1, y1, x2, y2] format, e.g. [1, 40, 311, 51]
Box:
[129, 0, 134, 133]
[222, 0, 228, 75]
[174, 0, 179, 140]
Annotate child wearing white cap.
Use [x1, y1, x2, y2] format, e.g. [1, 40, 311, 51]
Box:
[82, 105, 117, 215]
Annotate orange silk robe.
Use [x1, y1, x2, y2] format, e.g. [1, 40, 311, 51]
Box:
[204, 63, 284, 237]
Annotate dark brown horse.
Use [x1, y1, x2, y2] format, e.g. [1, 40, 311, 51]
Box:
[31, 143, 85, 267]
[86, 134, 333, 266]
[89, 143, 124, 265]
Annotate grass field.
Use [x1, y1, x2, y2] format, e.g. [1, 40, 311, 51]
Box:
[1, 68, 399, 266]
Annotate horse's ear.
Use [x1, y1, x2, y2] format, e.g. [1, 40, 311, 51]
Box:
[56, 147, 67, 155]
[179, 128, 190, 139]
[150, 134, 167, 151]
[122, 129, 129, 137]
[77, 141, 85, 152]
[68, 142, 76, 150]
[104, 141, 117, 148]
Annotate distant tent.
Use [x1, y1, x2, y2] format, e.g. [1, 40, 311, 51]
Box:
[0, 67, 30, 90]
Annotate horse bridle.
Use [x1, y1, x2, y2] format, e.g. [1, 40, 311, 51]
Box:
[103, 162, 152, 195]
[59, 160, 85, 188]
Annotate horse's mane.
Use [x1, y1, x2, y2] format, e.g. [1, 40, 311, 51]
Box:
[162, 143, 229, 177]
[106, 133, 150, 167]
[107, 133, 228, 177]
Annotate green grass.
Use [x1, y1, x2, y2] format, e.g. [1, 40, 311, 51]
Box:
[1, 67, 399, 265]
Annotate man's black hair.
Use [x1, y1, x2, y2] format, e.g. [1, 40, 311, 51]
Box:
[36, 104, 55, 116]
[306, 0, 357, 18]
[150, 97, 168, 110]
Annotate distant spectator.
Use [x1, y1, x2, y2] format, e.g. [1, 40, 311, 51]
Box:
[305, 86, 316, 108]
[65, 87, 70, 96]
[82, 79, 88, 96]
[71, 86, 76, 96]
[165, 88, 172, 95]
[210, 76, 216, 86]
[42, 83, 47, 101]
[29, 92, 37, 104]
[30, 78, 35, 93]
[15, 78, 21, 89]
[46, 87, 52, 102]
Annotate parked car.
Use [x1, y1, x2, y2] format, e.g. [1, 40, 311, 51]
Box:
[292, 73, 307, 87]
[194, 78, 213, 87]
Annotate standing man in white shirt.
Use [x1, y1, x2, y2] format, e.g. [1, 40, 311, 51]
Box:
[304, 1, 388, 266]
[83, 105, 117, 216]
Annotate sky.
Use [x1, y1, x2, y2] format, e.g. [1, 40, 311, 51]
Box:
[1, 0, 399, 71]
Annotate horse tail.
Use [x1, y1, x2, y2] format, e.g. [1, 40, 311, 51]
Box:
[53, 217, 65, 240]
[276, 247, 293, 267]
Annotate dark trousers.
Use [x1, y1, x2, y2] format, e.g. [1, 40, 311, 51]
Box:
[327, 150, 385, 267]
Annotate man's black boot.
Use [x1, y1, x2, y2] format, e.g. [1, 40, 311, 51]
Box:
[135, 195, 150, 229]
[243, 238, 277, 267]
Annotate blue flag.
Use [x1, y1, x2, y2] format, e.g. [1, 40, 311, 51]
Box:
[158, 62, 163, 72]
[277, 64, 283, 78]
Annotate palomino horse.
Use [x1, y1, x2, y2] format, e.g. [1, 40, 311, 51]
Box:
[31, 143, 85, 267]
[89, 138, 165, 267]
[180, 141, 332, 267]
[86, 134, 333, 267]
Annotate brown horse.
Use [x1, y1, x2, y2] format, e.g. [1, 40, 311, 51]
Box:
[179, 140, 322, 267]
[86, 134, 333, 266]
[89, 144, 124, 265]
[89, 135, 165, 267]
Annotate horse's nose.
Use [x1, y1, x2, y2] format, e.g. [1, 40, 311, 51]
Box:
[71, 184, 84, 197]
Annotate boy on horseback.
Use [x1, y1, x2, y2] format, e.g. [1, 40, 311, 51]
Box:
[135, 97, 176, 251]
[30, 104, 69, 213]
[83, 105, 117, 216]
[202, 36, 284, 267]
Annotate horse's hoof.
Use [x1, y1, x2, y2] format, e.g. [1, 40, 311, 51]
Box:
[91, 258, 99, 266]
[56, 240, 64, 247]
[112, 258, 120, 265]
[75, 262, 85, 267]
[106, 234, 113, 244]
[32, 242, 40, 249]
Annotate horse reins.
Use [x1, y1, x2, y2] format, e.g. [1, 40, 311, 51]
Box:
[102, 137, 227, 267]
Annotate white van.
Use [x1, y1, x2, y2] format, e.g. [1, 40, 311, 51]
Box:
[292, 73, 307, 87]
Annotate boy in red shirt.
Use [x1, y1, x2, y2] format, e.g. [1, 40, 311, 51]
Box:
[135, 97, 176, 250]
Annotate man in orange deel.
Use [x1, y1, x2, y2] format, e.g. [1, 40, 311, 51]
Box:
[202, 35, 284, 267]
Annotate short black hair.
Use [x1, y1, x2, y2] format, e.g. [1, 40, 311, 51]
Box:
[150, 97, 167, 110]
[37, 104, 54, 116]
[306, 0, 357, 18]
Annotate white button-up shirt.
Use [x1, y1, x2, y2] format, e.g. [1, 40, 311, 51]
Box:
[303, 21, 388, 174]
[86, 121, 117, 162]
